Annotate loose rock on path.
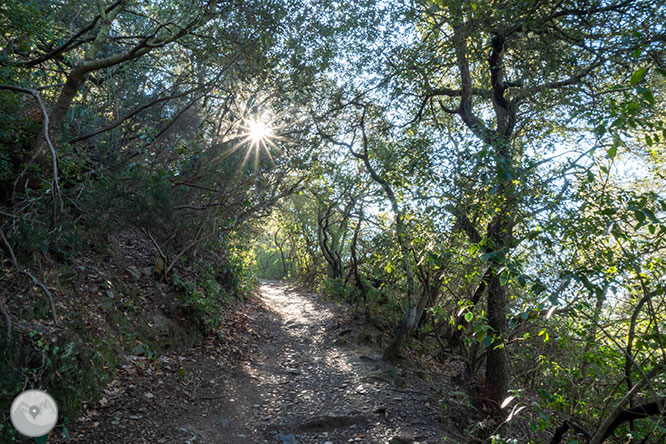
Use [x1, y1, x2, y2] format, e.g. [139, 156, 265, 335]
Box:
[49, 280, 455, 443]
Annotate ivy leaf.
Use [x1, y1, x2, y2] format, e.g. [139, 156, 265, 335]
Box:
[643, 208, 659, 223]
[630, 67, 647, 85]
[464, 312, 473, 322]
[428, 252, 441, 267]
[531, 282, 546, 295]
[481, 251, 497, 262]
[642, 89, 655, 105]
[635, 210, 646, 224]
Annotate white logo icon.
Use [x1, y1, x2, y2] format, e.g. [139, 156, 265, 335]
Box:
[10, 390, 59, 437]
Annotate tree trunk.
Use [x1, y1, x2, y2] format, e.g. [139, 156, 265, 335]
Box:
[32, 0, 127, 160]
[384, 304, 419, 359]
[485, 266, 509, 403]
[274, 228, 288, 278]
[317, 208, 343, 279]
[350, 213, 370, 310]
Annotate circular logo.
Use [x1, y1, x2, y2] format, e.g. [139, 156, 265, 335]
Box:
[10, 390, 58, 437]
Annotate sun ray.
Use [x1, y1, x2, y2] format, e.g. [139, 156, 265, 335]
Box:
[238, 116, 278, 167]
[216, 112, 293, 171]
[240, 141, 254, 170]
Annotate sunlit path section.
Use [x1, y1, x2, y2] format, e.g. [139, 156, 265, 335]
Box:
[228, 280, 450, 444]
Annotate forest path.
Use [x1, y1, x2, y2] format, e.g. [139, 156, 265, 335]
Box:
[50, 280, 452, 443]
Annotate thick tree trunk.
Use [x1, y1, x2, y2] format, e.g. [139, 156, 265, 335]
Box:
[274, 229, 288, 278]
[385, 285, 433, 359]
[50, 69, 86, 136]
[317, 209, 343, 279]
[350, 214, 370, 310]
[32, 0, 127, 160]
[483, 167, 514, 404]
[384, 304, 418, 359]
[486, 267, 509, 403]
[26, 70, 85, 176]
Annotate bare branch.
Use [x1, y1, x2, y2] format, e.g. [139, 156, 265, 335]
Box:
[0, 85, 63, 223]
[0, 296, 11, 338]
[68, 85, 199, 144]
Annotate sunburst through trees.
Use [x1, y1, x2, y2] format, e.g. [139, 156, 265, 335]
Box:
[246, 119, 273, 145]
[232, 114, 285, 169]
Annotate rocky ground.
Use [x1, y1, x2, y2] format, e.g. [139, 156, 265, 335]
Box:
[45, 280, 475, 444]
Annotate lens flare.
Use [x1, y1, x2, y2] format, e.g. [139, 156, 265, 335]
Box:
[247, 120, 272, 145]
[219, 112, 289, 171]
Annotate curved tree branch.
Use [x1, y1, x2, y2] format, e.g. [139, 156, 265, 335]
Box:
[0, 84, 63, 224]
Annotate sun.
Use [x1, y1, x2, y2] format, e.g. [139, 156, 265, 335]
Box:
[219, 113, 287, 170]
[234, 116, 281, 169]
[247, 119, 273, 145]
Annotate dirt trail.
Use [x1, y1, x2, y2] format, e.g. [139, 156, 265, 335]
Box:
[49, 280, 454, 443]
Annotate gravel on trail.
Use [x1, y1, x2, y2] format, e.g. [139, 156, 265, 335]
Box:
[47, 280, 456, 444]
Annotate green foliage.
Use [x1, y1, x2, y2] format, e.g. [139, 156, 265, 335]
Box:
[255, 246, 286, 279]
[224, 245, 259, 296]
[0, 146, 15, 182]
[322, 276, 352, 301]
[173, 267, 228, 333]
[0, 331, 109, 443]
[490, 437, 518, 444]
[12, 214, 83, 263]
[172, 246, 257, 334]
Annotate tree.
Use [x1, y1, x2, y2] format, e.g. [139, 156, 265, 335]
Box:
[389, 0, 666, 403]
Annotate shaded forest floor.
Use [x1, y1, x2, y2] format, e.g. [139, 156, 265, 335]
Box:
[45, 281, 476, 443]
